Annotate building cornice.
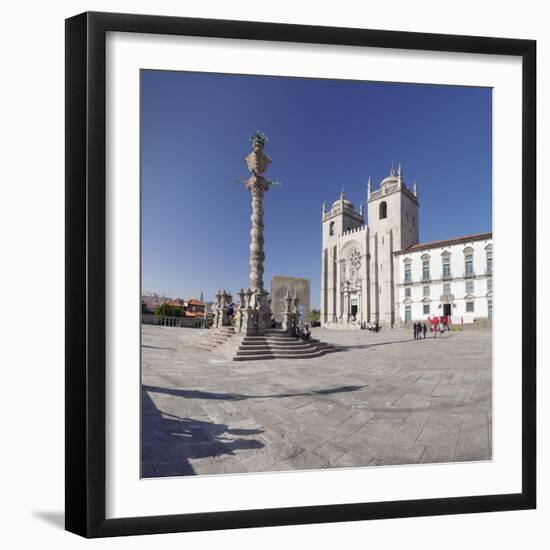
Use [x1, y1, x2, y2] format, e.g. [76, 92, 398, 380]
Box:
[394, 232, 493, 256]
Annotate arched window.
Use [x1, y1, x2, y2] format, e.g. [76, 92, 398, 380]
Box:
[329, 221, 335, 236]
[485, 244, 493, 274]
[421, 253, 431, 281]
[441, 251, 452, 279]
[379, 201, 387, 220]
[403, 258, 412, 283]
[463, 246, 474, 276]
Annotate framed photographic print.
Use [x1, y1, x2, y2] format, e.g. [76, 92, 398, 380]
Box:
[65, 11, 536, 538]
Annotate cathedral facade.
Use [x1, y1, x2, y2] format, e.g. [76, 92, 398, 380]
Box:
[320, 165, 493, 328]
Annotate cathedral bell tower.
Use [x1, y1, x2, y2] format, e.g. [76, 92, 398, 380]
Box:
[366, 163, 420, 326]
[321, 190, 365, 325]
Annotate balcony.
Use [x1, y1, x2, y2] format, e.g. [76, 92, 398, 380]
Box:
[463, 270, 476, 278]
[421, 275, 431, 283]
[442, 272, 453, 280]
[440, 294, 455, 302]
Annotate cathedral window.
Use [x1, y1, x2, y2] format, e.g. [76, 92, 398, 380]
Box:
[379, 201, 387, 220]
[329, 221, 334, 236]
[349, 249, 361, 269]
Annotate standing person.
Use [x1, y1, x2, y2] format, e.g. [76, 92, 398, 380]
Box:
[412, 322, 417, 340]
[422, 323, 427, 339]
[439, 320, 444, 336]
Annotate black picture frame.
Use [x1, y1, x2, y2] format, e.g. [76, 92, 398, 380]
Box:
[65, 11, 536, 538]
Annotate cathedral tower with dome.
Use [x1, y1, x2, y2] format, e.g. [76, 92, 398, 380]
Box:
[321, 163, 418, 328]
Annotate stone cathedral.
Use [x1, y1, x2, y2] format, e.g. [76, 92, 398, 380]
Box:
[321, 164, 419, 328]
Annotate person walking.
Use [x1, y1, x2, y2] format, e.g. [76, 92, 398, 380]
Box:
[422, 323, 427, 339]
[439, 320, 445, 336]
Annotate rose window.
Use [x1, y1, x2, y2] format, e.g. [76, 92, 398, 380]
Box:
[349, 249, 361, 269]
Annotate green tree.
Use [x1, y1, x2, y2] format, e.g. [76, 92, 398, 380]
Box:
[309, 309, 320, 323]
[154, 303, 182, 317]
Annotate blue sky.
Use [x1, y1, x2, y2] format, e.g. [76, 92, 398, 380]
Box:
[141, 70, 492, 308]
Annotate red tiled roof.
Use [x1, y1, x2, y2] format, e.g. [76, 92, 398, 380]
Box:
[395, 232, 492, 255]
[164, 299, 184, 307]
[185, 311, 206, 318]
[186, 298, 206, 306]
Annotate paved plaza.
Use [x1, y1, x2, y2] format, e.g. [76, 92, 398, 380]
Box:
[141, 325, 492, 477]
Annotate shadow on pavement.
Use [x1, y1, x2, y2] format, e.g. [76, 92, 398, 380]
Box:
[141, 390, 264, 477]
[142, 384, 368, 402]
[339, 334, 455, 351]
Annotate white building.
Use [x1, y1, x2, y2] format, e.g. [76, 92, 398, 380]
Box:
[320, 164, 492, 328]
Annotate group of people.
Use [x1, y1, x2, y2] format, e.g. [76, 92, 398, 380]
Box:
[413, 316, 449, 340]
[413, 322, 428, 339]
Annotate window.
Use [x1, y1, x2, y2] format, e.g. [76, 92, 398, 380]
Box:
[329, 221, 334, 236]
[379, 201, 387, 220]
[422, 260, 430, 280]
[465, 280, 474, 294]
[405, 287, 411, 298]
[423, 304, 430, 315]
[404, 263, 411, 283]
[466, 301, 474, 313]
[349, 249, 361, 269]
[487, 252, 493, 274]
[442, 257, 451, 279]
[487, 277, 493, 292]
[405, 305, 412, 321]
[443, 282, 451, 295]
[465, 253, 474, 275]
[423, 285, 430, 297]
[488, 299, 493, 319]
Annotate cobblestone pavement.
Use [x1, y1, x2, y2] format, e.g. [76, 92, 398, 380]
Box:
[141, 325, 492, 477]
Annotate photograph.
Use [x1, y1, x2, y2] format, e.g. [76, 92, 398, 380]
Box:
[140, 70, 493, 478]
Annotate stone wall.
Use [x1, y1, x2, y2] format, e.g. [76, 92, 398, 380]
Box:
[270, 276, 311, 323]
[141, 313, 207, 328]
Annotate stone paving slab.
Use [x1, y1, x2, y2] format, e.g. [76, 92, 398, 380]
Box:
[141, 325, 492, 477]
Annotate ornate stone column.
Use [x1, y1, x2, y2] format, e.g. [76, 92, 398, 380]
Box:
[245, 132, 271, 291]
[242, 131, 274, 334]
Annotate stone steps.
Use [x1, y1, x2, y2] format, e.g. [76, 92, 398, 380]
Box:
[191, 327, 337, 361]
